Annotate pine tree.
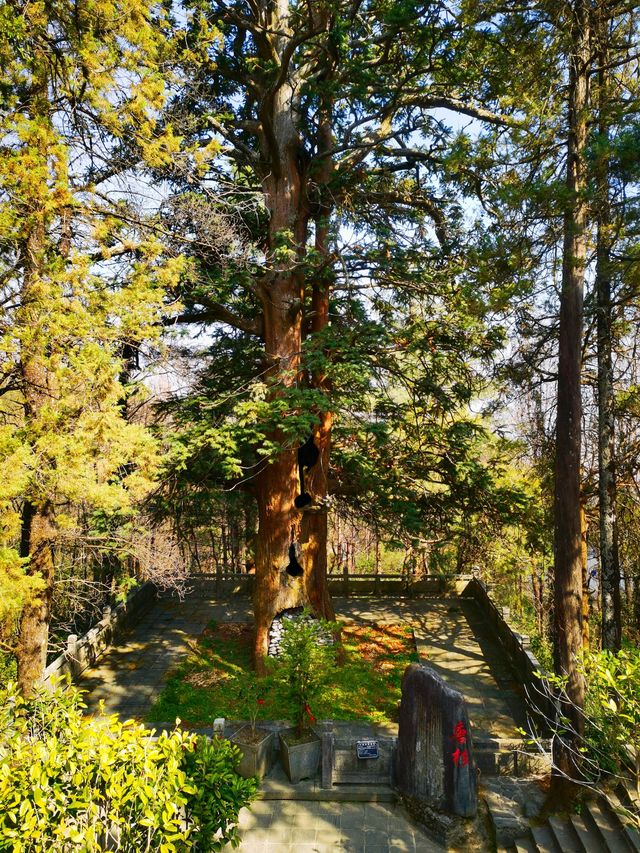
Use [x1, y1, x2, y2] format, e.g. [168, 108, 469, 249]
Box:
[0, 0, 185, 691]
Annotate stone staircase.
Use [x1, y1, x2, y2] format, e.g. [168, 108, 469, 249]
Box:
[492, 780, 640, 853]
[474, 738, 552, 779]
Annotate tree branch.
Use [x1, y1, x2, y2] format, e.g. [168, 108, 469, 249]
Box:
[168, 304, 264, 338]
[207, 116, 261, 164]
[409, 94, 524, 128]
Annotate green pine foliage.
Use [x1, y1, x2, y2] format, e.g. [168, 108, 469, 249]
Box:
[0, 0, 192, 658]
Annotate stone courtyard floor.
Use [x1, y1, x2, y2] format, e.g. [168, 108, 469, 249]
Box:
[80, 583, 250, 717]
[336, 597, 528, 741]
[80, 585, 527, 741]
[235, 799, 444, 852]
[78, 584, 528, 851]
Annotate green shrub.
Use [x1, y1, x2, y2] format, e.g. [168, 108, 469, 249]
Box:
[0, 653, 15, 687]
[0, 679, 257, 852]
[583, 647, 640, 790]
[270, 612, 336, 737]
[542, 646, 640, 806]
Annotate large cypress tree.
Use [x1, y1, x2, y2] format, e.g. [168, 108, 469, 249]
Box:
[160, 0, 525, 667]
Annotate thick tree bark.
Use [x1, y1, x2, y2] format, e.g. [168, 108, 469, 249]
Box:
[253, 241, 308, 667]
[250, 2, 337, 669]
[552, 0, 589, 791]
[595, 14, 622, 651]
[300, 106, 335, 624]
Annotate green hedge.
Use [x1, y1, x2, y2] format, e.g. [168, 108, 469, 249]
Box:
[0, 680, 257, 852]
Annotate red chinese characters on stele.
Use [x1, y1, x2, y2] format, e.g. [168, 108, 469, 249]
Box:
[452, 721, 469, 767]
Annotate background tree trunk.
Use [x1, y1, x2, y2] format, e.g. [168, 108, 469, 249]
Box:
[16, 502, 56, 694]
[552, 0, 589, 791]
[16, 197, 57, 693]
[595, 11, 622, 651]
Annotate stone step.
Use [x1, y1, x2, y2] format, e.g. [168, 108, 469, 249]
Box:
[617, 782, 640, 818]
[483, 788, 530, 847]
[512, 836, 538, 853]
[513, 836, 537, 853]
[607, 791, 640, 852]
[474, 749, 552, 777]
[531, 822, 562, 853]
[509, 796, 638, 853]
[547, 815, 582, 852]
[584, 800, 634, 853]
[569, 812, 607, 853]
[473, 740, 551, 777]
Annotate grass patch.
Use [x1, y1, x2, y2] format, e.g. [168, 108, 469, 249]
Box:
[147, 620, 418, 727]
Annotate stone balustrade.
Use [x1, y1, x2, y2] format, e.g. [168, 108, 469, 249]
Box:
[461, 577, 556, 729]
[42, 582, 156, 688]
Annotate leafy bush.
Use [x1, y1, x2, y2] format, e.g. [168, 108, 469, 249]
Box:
[270, 612, 337, 737]
[0, 680, 257, 852]
[582, 647, 640, 790]
[0, 653, 15, 687]
[540, 646, 640, 809]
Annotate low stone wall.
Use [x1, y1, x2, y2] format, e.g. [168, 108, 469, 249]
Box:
[148, 718, 398, 789]
[209, 575, 254, 595]
[327, 573, 473, 598]
[320, 721, 396, 787]
[42, 582, 157, 687]
[461, 578, 556, 730]
[197, 572, 474, 598]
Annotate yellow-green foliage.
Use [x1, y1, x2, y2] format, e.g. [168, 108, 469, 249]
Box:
[0, 680, 257, 852]
[583, 648, 640, 786]
[0, 550, 44, 647]
[0, 0, 199, 639]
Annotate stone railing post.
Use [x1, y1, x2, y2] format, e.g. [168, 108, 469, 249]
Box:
[66, 634, 79, 680]
[321, 720, 334, 789]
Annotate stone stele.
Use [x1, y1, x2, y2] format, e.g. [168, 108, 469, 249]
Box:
[396, 663, 477, 818]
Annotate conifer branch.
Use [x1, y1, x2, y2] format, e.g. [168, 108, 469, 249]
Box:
[169, 304, 264, 338]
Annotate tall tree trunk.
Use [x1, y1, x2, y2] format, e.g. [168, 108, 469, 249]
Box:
[16, 501, 56, 694]
[552, 0, 589, 790]
[301, 102, 335, 622]
[580, 499, 589, 650]
[15, 199, 57, 694]
[251, 1, 335, 669]
[595, 11, 622, 651]
[532, 567, 543, 635]
[252, 63, 313, 669]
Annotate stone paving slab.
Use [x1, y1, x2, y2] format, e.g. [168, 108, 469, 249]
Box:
[236, 800, 445, 852]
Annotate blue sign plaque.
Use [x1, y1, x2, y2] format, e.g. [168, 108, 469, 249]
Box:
[356, 739, 379, 759]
